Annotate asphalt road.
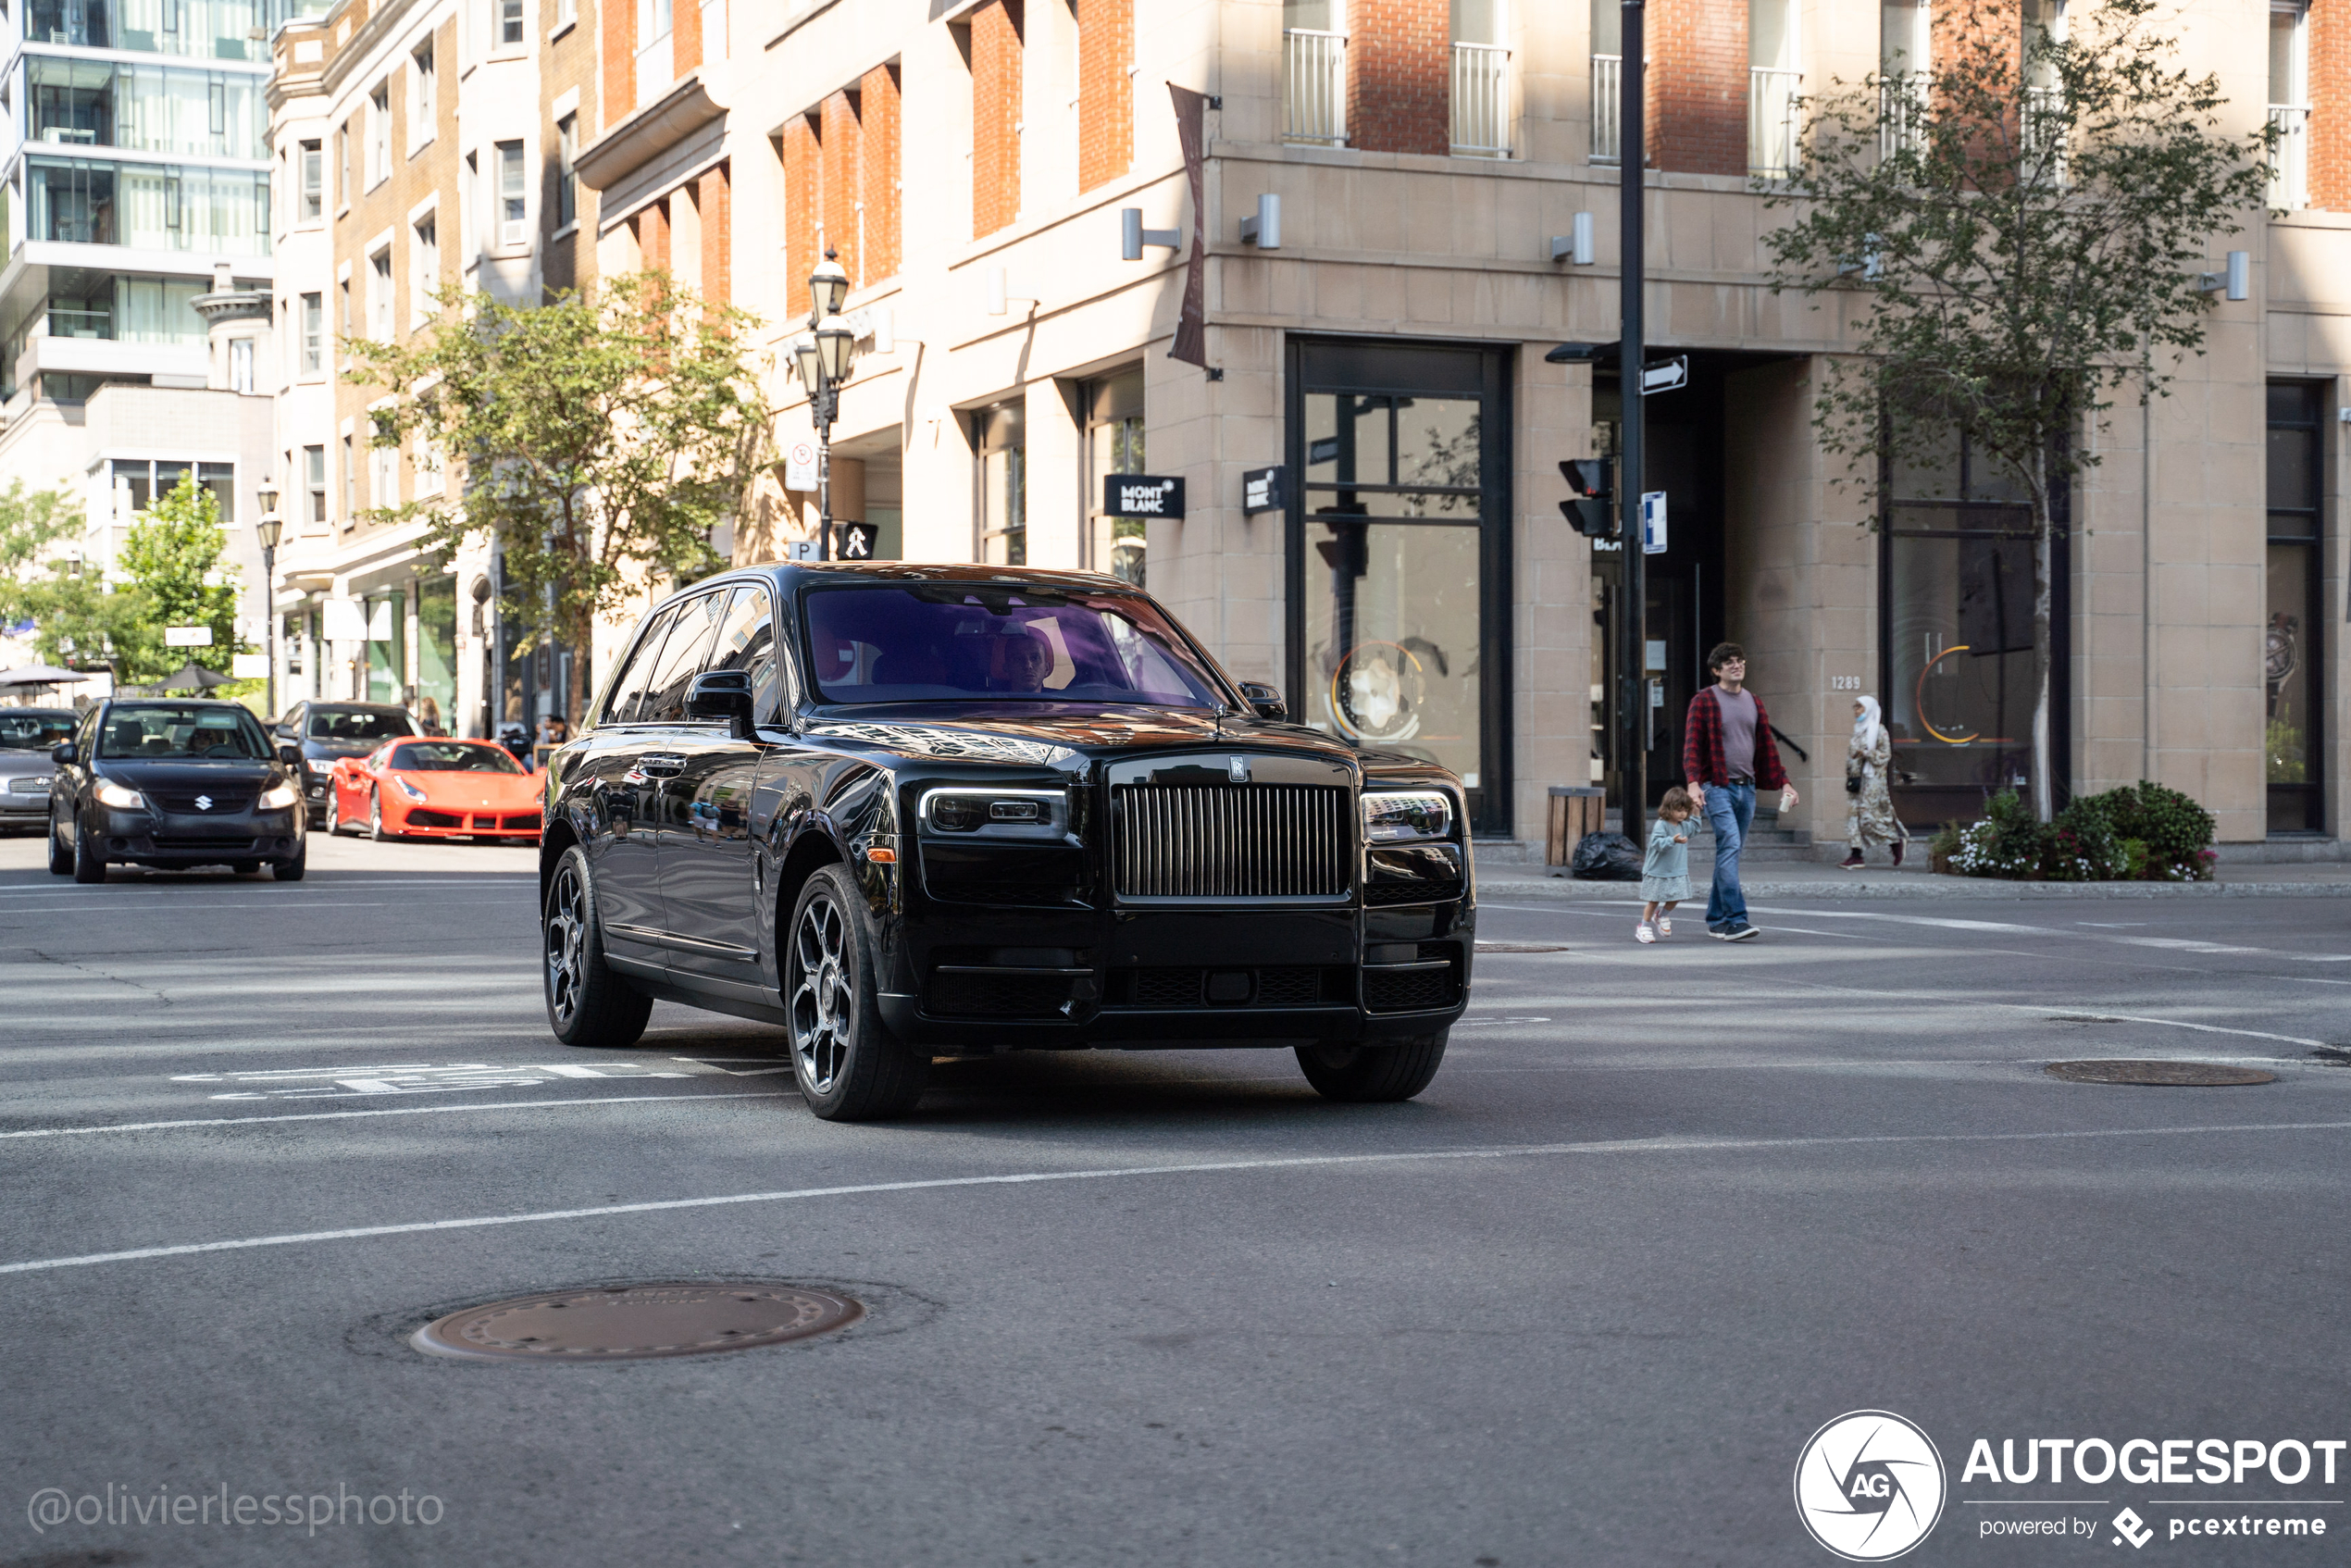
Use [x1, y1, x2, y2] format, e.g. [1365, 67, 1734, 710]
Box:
[2, 832, 2346, 1568]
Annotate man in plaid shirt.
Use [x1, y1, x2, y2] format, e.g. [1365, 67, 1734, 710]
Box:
[1682, 642, 1797, 940]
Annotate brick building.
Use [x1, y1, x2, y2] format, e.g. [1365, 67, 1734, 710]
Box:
[286, 0, 2351, 854]
[262, 0, 596, 734]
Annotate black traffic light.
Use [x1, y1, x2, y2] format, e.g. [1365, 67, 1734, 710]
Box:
[1560, 457, 1614, 538]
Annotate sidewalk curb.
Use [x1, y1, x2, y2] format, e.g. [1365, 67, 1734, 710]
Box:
[1473, 874, 2351, 901]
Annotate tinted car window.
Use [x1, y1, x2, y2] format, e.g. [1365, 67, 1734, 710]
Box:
[0, 711, 76, 749]
[390, 741, 526, 774]
[98, 705, 272, 760]
[600, 605, 678, 727]
[307, 706, 417, 740]
[708, 584, 779, 721]
[802, 584, 1226, 708]
[640, 593, 724, 724]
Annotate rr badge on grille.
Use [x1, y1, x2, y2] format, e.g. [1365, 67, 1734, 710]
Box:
[193, 794, 213, 811]
[1226, 756, 1250, 784]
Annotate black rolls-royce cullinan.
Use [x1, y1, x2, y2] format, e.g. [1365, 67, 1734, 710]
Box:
[539, 563, 1474, 1121]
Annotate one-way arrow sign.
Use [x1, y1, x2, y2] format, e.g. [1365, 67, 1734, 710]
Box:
[1639, 355, 1688, 395]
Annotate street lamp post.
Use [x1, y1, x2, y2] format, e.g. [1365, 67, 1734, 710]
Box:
[1617, 0, 1648, 831]
[255, 483, 281, 719]
[794, 249, 859, 561]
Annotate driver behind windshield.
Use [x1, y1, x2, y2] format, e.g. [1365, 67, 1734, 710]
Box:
[98, 706, 270, 760]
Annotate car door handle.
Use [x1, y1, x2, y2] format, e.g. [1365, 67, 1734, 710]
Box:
[628, 753, 687, 781]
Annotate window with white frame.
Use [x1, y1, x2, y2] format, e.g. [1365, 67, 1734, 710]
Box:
[342, 434, 356, 519]
[367, 83, 391, 186]
[337, 121, 352, 205]
[301, 292, 323, 373]
[305, 444, 327, 524]
[556, 0, 576, 28]
[298, 139, 322, 221]
[1880, 0, 1931, 157]
[1283, 0, 1346, 146]
[370, 423, 399, 509]
[1449, 0, 1508, 157]
[369, 247, 393, 338]
[412, 215, 438, 323]
[416, 431, 444, 497]
[409, 42, 436, 153]
[556, 116, 577, 230]
[229, 335, 255, 392]
[497, 140, 527, 245]
[1748, 0, 1800, 179]
[501, 0, 523, 45]
[2270, 1, 2308, 209]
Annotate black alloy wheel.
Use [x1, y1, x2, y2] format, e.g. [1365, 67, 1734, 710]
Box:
[46, 803, 71, 876]
[1294, 1032, 1449, 1102]
[541, 844, 652, 1048]
[324, 787, 342, 836]
[70, 809, 105, 884]
[785, 865, 927, 1122]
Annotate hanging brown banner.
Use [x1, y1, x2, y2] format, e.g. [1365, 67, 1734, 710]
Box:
[1167, 83, 1209, 369]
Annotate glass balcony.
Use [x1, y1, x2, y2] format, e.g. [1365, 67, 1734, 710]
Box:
[1591, 53, 1620, 163]
[27, 58, 267, 160]
[43, 274, 211, 342]
[1449, 43, 1509, 157]
[20, 0, 317, 61]
[1283, 29, 1346, 146]
[26, 156, 270, 254]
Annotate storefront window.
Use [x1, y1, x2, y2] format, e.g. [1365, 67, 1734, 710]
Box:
[1083, 368, 1147, 585]
[416, 575, 456, 734]
[364, 591, 405, 705]
[1881, 429, 2059, 823]
[975, 404, 1025, 566]
[2267, 383, 2323, 832]
[1288, 340, 1509, 832]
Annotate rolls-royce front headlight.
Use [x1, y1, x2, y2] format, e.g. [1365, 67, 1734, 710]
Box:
[1362, 789, 1453, 844]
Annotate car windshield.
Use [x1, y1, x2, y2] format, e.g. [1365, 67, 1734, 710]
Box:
[802, 583, 1229, 708]
[98, 705, 271, 760]
[0, 712, 76, 750]
[389, 741, 524, 774]
[307, 707, 416, 740]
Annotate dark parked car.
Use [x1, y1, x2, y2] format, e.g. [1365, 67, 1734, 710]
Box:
[540, 564, 1474, 1121]
[0, 707, 77, 831]
[271, 701, 420, 826]
[48, 699, 307, 881]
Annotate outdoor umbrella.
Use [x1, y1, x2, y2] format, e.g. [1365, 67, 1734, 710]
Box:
[154, 663, 234, 692]
[0, 665, 93, 688]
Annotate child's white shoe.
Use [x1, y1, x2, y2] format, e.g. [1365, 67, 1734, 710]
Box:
[1656, 916, 1673, 937]
[1635, 923, 1656, 944]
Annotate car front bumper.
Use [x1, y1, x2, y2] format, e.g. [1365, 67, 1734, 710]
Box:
[92, 805, 304, 865]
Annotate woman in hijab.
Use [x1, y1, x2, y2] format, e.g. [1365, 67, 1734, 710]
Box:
[1840, 695, 1908, 869]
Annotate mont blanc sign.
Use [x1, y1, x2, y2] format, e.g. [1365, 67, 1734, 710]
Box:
[1101, 475, 1185, 520]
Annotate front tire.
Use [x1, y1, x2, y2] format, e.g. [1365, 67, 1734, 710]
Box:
[272, 837, 306, 881]
[70, 812, 106, 884]
[368, 789, 391, 841]
[325, 788, 342, 836]
[542, 844, 652, 1048]
[47, 805, 72, 875]
[786, 865, 927, 1121]
[1295, 1032, 1449, 1102]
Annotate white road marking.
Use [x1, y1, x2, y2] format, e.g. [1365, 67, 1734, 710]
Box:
[6, 1120, 2348, 1277]
[0, 1090, 791, 1141]
[170, 1061, 695, 1100]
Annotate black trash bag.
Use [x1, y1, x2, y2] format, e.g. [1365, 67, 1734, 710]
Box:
[1570, 830, 1646, 881]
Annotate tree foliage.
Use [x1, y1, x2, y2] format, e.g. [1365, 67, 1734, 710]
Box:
[0, 480, 79, 620]
[6, 477, 245, 683]
[346, 272, 772, 721]
[1759, 0, 2272, 818]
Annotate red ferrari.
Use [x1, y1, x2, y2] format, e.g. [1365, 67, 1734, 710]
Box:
[324, 738, 543, 842]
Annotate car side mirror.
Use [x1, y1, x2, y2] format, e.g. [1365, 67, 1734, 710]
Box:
[277, 743, 303, 767]
[1238, 681, 1287, 721]
[686, 670, 758, 740]
[51, 741, 75, 766]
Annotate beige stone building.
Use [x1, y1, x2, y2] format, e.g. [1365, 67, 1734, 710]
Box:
[321, 0, 2349, 853]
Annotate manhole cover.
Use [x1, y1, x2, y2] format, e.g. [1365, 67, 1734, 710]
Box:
[1476, 941, 1571, 953]
[2045, 1060, 2276, 1087]
[413, 1283, 862, 1362]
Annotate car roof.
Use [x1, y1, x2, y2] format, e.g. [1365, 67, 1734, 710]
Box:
[309, 702, 410, 712]
[6, 707, 76, 717]
[106, 698, 249, 710]
[648, 561, 1138, 617]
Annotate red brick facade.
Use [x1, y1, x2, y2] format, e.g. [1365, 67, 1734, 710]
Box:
[860, 63, 903, 282]
[782, 112, 820, 317]
[634, 196, 670, 272]
[821, 89, 861, 281]
[673, 0, 702, 77]
[698, 162, 730, 305]
[970, 0, 1024, 236]
[1345, 0, 1448, 157]
[1646, 0, 1746, 177]
[1076, 0, 1132, 191]
[2313, 0, 2350, 210]
[601, 0, 633, 133]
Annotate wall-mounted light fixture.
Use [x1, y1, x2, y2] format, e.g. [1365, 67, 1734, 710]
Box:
[1549, 212, 1595, 265]
[1120, 207, 1182, 261]
[1238, 193, 1280, 249]
[2196, 250, 2250, 302]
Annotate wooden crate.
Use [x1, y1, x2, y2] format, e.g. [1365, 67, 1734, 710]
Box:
[1546, 786, 1607, 867]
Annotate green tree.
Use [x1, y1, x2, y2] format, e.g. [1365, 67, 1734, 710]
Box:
[1759, 0, 2272, 819]
[12, 478, 246, 683]
[0, 479, 79, 624]
[347, 272, 773, 722]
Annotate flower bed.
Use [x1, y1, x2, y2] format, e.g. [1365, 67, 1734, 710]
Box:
[1930, 783, 2217, 882]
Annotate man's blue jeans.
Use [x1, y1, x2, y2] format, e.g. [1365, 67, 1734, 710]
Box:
[1702, 781, 1756, 931]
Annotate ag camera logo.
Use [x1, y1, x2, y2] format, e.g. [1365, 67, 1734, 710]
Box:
[1795, 1410, 1948, 1561]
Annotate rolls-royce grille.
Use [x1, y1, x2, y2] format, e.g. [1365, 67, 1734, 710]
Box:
[1112, 784, 1351, 899]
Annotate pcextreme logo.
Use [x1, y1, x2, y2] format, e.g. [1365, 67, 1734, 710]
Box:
[1796, 1411, 1949, 1562]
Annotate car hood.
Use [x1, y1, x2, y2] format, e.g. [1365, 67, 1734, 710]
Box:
[806, 703, 1369, 761]
[99, 760, 280, 791]
[406, 770, 538, 803]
